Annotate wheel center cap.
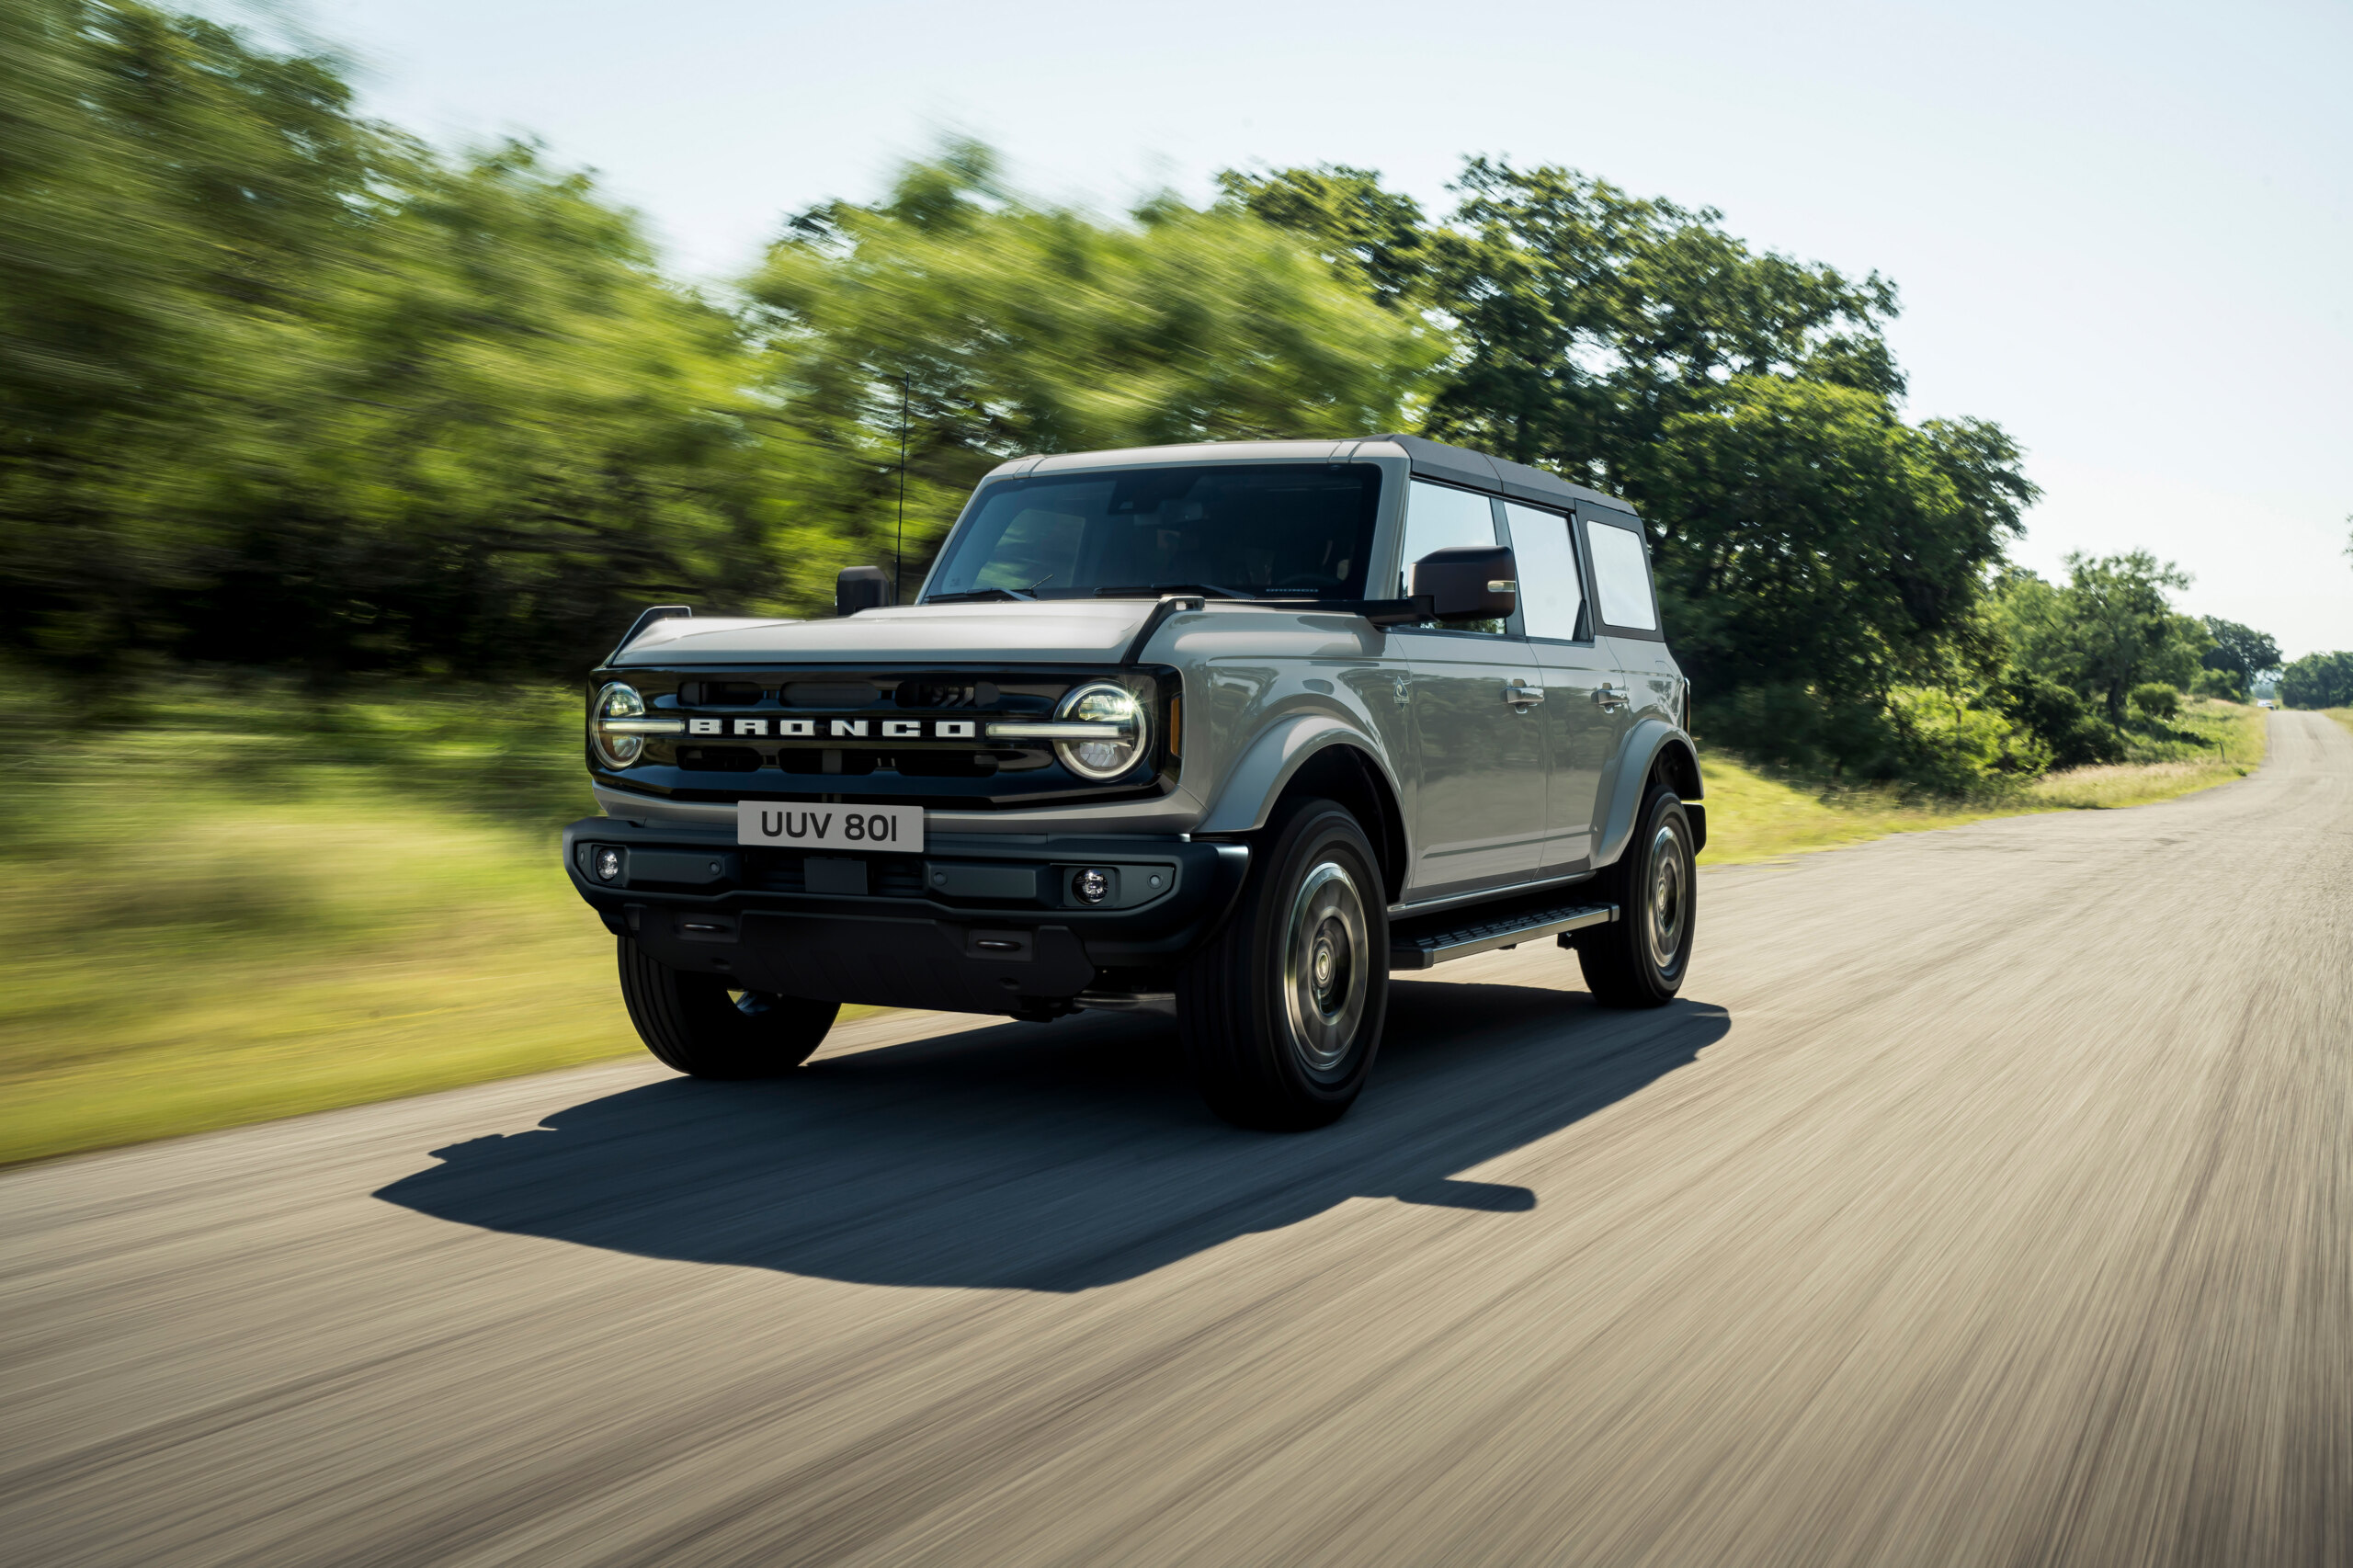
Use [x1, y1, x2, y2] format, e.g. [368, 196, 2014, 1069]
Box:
[1313, 938, 1336, 990]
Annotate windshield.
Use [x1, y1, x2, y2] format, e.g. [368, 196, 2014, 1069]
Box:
[924, 463, 1382, 602]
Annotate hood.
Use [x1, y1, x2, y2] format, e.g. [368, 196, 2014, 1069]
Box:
[611, 599, 1154, 667]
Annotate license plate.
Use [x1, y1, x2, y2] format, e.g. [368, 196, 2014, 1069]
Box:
[737, 801, 925, 853]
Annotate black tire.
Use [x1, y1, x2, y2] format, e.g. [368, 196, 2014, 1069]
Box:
[1577, 782, 1697, 1007]
[1177, 799, 1390, 1131]
[616, 937, 838, 1079]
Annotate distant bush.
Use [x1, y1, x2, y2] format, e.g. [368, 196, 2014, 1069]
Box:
[2191, 668, 2244, 701]
[1993, 674, 2123, 770]
[2129, 683, 2181, 722]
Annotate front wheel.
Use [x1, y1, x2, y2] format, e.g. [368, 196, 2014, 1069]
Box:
[1177, 800, 1389, 1131]
[617, 937, 838, 1078]
[1577, 784, 1697, 1007]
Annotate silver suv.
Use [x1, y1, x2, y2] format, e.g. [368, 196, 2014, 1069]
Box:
[565, 434, 1702, 1129]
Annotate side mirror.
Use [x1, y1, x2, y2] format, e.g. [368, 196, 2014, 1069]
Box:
[835, 565, 892, 617]
[1411, 545, 1518, 624]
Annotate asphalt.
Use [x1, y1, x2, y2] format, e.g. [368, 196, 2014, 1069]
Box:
[5, 711, 2349, 1567]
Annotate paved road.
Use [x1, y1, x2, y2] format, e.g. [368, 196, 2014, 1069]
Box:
[6, 713, 2349, 1567]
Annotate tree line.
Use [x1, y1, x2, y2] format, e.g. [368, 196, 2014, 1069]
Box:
[4, 2, 2337, 784]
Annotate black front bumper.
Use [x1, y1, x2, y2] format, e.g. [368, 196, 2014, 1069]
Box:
[563, 818, 1249, 1015]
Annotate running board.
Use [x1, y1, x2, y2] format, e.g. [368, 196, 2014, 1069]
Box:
[1388, 900, 1619, 971]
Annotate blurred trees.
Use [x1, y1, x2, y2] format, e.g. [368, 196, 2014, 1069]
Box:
[3, 1, 779, 678]
[741, 144, 1439, 611]
[0, 6, 1434, 676]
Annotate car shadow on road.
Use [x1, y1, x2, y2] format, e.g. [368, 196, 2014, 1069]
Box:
[375, 979, 1730, 1292]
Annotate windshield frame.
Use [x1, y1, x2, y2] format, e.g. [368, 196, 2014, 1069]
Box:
[920, 461, 1387, 606]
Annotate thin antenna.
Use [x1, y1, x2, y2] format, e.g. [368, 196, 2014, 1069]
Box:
[894, 373, 910, 605]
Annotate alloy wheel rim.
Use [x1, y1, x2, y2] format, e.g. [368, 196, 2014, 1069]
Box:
[1645, 821, 1688, 971]
[1282, 859, 1369, 1077]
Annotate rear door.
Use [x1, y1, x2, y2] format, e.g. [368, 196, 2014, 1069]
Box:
[1579, 506, 1667, 849]
[1498, 501, 1618, 869]
[1392, 480, 1548, 899]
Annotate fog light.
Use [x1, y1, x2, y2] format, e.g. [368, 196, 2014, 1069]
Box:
[1074, 868, 1110, 904]
[595, 847, 623, 882]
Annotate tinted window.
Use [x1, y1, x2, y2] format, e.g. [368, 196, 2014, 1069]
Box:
[927, 464, 1381, 600]
[1400, 480, 1506, 635]
[1585, 517, 1658, 631]
[1502, 502, 1584, 641]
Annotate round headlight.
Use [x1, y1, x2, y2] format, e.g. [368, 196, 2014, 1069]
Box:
[591, 682, 647, 769]
[1054, 682, 1148, 781]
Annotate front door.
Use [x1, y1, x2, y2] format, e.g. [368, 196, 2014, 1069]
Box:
[1393, 480, 1547, 899]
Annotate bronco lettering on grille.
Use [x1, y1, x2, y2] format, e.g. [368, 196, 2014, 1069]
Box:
[684, 716, 994, 741]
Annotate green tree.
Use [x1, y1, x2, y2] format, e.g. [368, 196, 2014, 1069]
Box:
[1641, 376, 2026, 767]
[2197, 616, 2281, 699]
[2279, 651, 2353, 710]
[744, 147, 1444, 608]
[1998, 553, 2211, 726]
[1228, 157, 2034, 780]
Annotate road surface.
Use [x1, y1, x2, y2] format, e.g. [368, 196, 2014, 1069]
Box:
[5, 712, 2349, 1567]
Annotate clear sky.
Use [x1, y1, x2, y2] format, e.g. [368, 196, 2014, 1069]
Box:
[278, 0, 2350, 658]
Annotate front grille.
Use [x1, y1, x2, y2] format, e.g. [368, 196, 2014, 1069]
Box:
[677, 745, 762, 771]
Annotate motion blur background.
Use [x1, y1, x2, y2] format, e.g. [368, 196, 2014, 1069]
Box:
[1, 0, 2347, 1164]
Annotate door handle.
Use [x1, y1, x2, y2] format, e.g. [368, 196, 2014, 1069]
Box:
[1592, 682, 1630, 710]
[1503, 678, 1545, 709]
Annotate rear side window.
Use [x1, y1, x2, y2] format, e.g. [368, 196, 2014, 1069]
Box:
[1501, 502, 1584, 641]
[1584, 516, 1659, 633]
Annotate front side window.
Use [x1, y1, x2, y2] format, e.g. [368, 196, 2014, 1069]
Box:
[1584, 516, 1659, 632]
[1502, 502, 1585, 641]
[926, 464, 1381, 601]
[1400, 479, 1506, 635]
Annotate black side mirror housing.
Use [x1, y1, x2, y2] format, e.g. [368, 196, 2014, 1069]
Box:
[835, 565, 892, 617]
[1411, 545, 1518, 623]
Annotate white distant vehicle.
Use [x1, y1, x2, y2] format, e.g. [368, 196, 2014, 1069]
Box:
[2256, 699, 2277, 710]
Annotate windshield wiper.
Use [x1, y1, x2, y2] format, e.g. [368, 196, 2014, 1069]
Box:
[1092, 583, 1257, 600]
[924, 587, 1032, 604]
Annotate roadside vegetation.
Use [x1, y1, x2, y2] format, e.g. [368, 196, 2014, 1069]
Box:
[0, 675, 639, 1165]
[0, 671, 2271, 1165]
[1698, 696, 2266, 865]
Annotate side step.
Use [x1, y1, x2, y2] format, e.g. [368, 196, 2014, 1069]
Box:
[1387, 899, 1619, 971]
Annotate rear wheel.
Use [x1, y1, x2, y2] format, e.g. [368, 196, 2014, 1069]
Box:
[1177, 800, 1389, 1130]
[616, 937, 838, 1078]
[1577, 783, 1696, 1007]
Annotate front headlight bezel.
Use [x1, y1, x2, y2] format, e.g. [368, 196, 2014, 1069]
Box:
[588, 681, 687, 769]
[1051, 680, 1151, 781]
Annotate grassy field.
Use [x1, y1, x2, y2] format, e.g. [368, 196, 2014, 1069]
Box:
[0, 677, 2273, 1165]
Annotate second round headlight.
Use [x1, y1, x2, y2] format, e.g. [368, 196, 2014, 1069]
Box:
[1054, 682, 1148, 780]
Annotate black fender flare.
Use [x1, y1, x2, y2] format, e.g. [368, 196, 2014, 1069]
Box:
[1594, 721, 1706, 865]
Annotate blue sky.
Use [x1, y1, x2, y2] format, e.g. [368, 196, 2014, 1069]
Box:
[279, 0, 2350, 658]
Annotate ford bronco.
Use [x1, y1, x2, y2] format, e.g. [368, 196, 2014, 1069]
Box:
[564, 434, 1702, 1129]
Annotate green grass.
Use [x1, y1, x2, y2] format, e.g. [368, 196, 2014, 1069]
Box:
[1697, 696, 2267, 866]
[0, 674, 2277, 1165]
[0, 675, 642, 1166]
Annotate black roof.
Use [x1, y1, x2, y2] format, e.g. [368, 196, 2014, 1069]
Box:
[1370, 433, 1636, 517]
